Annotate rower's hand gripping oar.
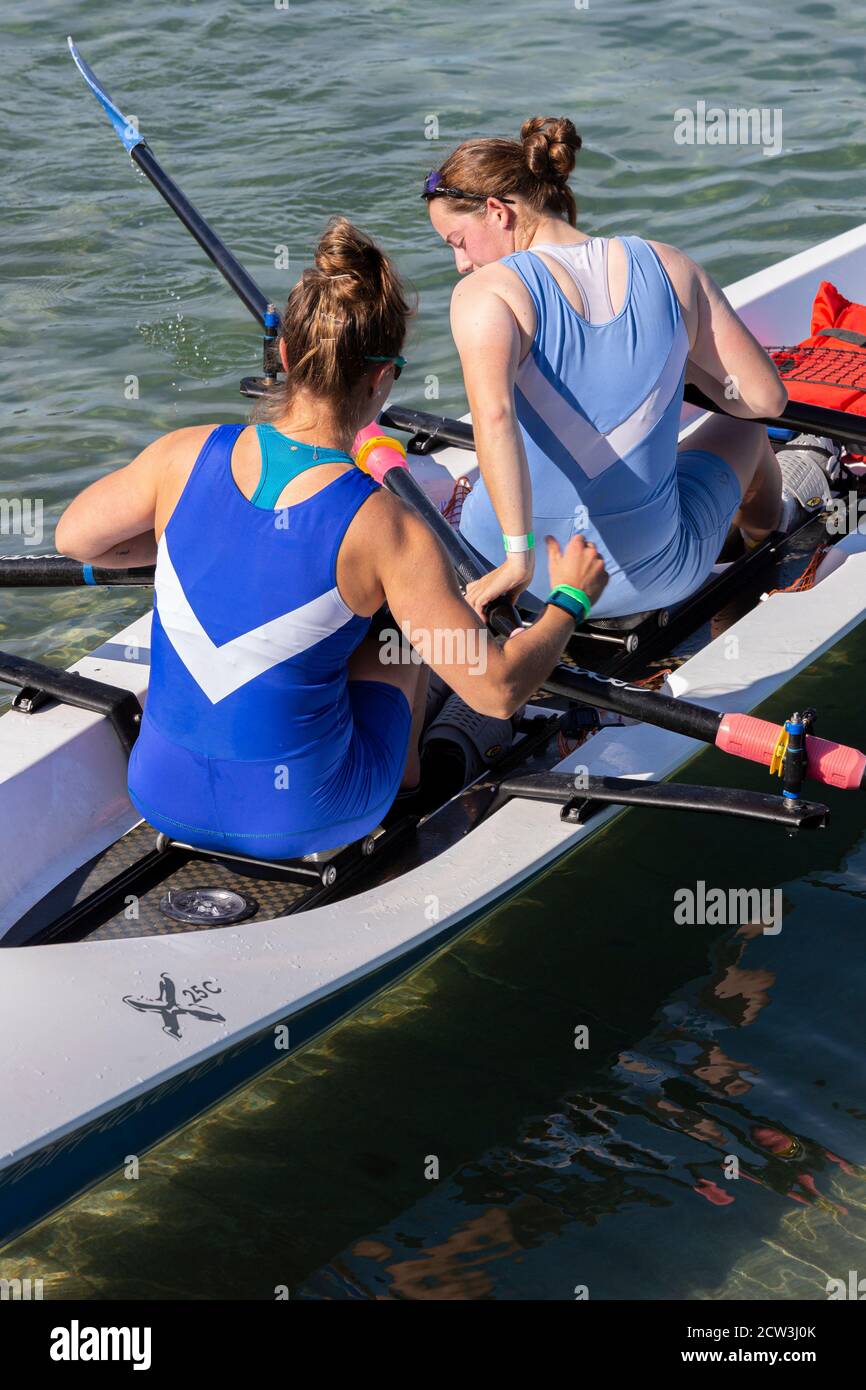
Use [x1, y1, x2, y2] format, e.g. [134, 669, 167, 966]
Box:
[67, 37, 281, 378]
[354, 426, 522, 638]
[358, 427, 866, 797]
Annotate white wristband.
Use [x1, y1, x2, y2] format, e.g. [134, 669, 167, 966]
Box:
[502, 532, 535, 554]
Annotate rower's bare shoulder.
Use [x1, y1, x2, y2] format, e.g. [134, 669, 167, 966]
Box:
[349, 485, 444, 574]
[647, 240, 701, 293]
[154, 424, 222, 465]
[449, 266, 530, 355]
[340, 482, 444, 613]
[125, 423, 220, 477]
[142, 426, 227, 505]
[451, 261, 530, 310]
[351, 482, 419, 545]
[647, 241, 708, 343]
[650, 241, 730, 308]
[454, 259, 518, 287]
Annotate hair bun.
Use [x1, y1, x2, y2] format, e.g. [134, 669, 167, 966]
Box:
[313, 216, 385, 296]
[258, 216, 411, 421]
[520, 116, 581, 184]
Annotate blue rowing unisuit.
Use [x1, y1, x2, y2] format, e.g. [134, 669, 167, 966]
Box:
[458, 235, 741, 617]
[127, 424, 412, 858]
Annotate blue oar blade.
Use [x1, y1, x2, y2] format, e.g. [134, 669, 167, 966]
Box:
[67, 36, 143, 153]
[66, 35, 270, 327]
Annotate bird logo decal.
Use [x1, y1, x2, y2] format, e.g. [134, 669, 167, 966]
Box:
[123, 973, 225, 1040]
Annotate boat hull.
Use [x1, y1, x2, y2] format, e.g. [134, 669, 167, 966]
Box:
[3, 222, 866, 1248]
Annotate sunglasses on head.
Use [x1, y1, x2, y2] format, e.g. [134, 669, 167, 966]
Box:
[365, 354, 407, 381]
[421, 170, 514, 204]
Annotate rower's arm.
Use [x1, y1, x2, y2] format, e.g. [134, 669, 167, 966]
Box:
[56, 439, 163, 564]
[651, 241, 788, 418]
[374, 499, 586, 720]
[55, 427, 208, 565]
[450, 276, 532, 541]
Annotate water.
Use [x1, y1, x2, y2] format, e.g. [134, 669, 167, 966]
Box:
[2, 625, 863, 1299]
[1, 0, 864, 1298]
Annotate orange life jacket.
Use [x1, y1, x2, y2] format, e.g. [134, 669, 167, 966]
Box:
[772, 282, 866, 455]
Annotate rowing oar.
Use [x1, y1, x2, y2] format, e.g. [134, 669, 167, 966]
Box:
[382, 389, 866, 454]
[355, 431, 866, 796]
[67, 38, 280, 370]
[67, 34, 866, 459]
[0, 556, 154, 587]
[69, 39, 863, 455]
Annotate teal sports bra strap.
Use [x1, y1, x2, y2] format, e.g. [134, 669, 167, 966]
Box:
[251, 424, 354, 509]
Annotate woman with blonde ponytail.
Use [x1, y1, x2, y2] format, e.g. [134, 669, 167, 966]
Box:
[56, 217, 606, 858]
[423, 117, 791, 619]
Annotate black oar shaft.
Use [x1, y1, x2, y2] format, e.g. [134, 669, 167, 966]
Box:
[131, 144, 269, 327]
[682, 382, 866, 449]
[0, 557, 154, 587]
[382, 466, 723, 746]
[382, 466, 503, 596]
[541, 667, 721, 743]
[383, 392, 866, 453]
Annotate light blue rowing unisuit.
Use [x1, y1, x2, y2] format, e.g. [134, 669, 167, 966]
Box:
[127, 424, 412, 859]
[458, 236, 742, 617]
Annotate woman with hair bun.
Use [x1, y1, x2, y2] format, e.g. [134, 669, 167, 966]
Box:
[423, 116, 799, 619]
[56, 217, 606, 858]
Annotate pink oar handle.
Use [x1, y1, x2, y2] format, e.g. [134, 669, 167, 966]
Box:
[717, 714, 866, 791]
[352, 423, 408, 483]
